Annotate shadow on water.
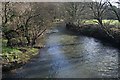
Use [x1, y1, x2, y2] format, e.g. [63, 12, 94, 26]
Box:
[45, 42, 82, 48]
[3, 23, 120, 78]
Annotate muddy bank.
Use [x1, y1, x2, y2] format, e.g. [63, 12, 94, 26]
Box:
[66, 23, 120, 47]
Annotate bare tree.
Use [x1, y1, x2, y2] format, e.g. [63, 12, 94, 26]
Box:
[108, 1, 120, 22]
[2, 2, 57, 47]
[64, 2, 85, 25]
[88, 0, 115, 39]
[88, 0, 108, 26]
[26, 3, 57, 46]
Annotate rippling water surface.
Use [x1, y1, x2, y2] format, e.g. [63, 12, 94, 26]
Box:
[3, 24, 120, 78]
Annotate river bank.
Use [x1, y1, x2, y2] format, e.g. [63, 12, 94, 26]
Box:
[66, 23, 120, 47]
[2, 37, 45, 72]
[2, 45, 39, 72]
[2, 23, 59, 72]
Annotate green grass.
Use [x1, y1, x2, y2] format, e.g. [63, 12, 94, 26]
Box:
[83, 20, 120, 26]
[2, 39, 38, 63]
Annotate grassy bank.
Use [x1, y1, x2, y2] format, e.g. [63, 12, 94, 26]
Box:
[66, 22, 120, 46]
[2, 39, 39, 72]
[82, 20, 120, 26]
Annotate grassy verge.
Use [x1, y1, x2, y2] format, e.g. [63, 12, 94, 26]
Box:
[2, 39, 39, 72]
[82, 20, 120, 26]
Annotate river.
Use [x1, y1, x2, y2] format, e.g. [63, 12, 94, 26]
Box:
[3, 23, 120, 78]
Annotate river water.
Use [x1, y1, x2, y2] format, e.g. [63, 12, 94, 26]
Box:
[3, 23, 120, 78]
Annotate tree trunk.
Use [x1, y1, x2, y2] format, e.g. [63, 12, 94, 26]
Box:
[30, 28, 47, 47]
[31, 38, 36, 47]
[30, 36, 37, 47]
[97, 18, 114, 39]
[26, 36, 30, 46]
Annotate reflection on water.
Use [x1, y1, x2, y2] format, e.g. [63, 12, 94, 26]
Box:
[3, 25, 119, 78]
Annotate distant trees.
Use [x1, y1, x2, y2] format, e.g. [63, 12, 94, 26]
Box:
[63, 2, 119, 25]
[63, 2, 85, 25]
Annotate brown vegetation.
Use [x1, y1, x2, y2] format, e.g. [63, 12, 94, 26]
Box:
[66, 23, 120, 46]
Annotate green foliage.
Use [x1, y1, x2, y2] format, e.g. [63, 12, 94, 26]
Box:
[2, 39, 38, 63]
[2, 45, 22, 62]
